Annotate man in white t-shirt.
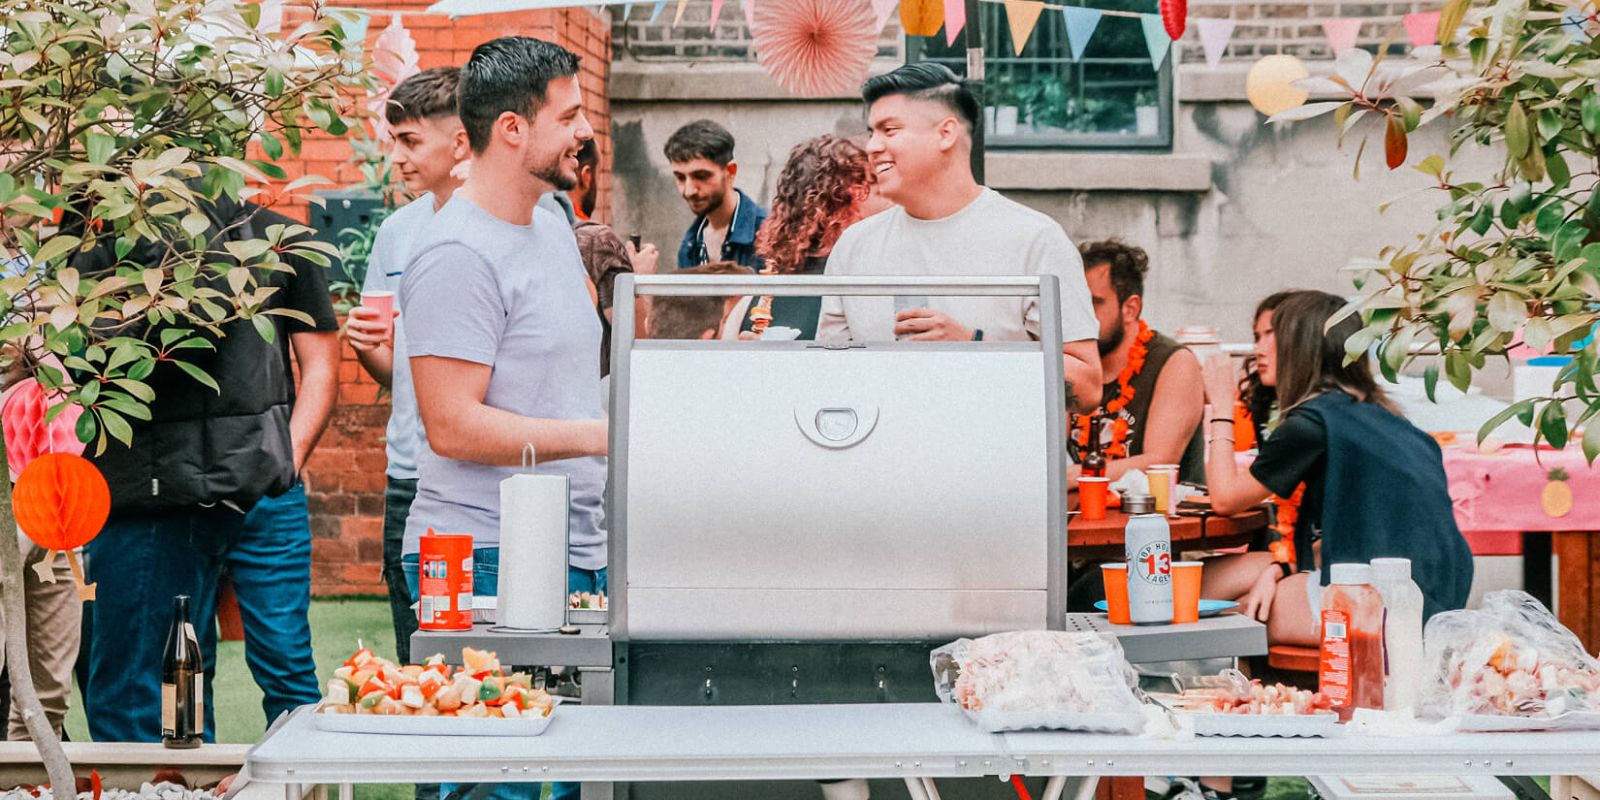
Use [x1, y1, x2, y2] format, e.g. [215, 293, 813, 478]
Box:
[818, 63, 1102, 411]
[345, 67, 469, 665]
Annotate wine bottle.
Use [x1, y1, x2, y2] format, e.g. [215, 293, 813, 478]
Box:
[162, 594, 203, 749]
[1082, 413, 1108, 478]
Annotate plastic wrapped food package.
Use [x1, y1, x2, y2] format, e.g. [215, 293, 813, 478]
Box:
[1423, 590, 1600, 729]
[930, 630, 1147, 733]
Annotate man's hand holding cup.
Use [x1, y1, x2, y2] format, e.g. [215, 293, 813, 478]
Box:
[348, 290, 397, 352]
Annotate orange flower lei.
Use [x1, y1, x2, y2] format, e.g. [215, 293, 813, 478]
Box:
[1072, 320, 1153, 459]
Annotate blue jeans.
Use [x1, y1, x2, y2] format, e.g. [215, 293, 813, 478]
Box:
[403, 549, 604, 800]
[85, 505, 247, 742]
[226, 484, 321, 724]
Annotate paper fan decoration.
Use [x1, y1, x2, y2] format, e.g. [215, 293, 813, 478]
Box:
[2, 378, 84, 481]
[368, 16, 421, 142]
[754, 0, 880, 97]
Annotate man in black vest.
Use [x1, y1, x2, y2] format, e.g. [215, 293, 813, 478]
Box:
[1069, 239, 1205, 485]
[77, 195, 331, 743]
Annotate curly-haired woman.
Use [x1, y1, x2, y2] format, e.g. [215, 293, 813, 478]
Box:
[726, 135, 890, 340]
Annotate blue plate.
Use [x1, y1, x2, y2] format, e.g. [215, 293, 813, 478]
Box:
[1094, 599, 1239, 618]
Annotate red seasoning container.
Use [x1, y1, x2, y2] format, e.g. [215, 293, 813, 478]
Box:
[418, 529, 475, 631]
[1318, 562, 1385, 721]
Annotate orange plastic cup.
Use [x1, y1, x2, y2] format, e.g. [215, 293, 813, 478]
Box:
[1101, 563, 1131, 624]
[1171, 561, 1204, 624]
[1078, 476, 1109, 521]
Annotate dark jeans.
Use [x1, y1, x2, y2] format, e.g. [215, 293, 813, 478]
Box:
[85, 505, 247, 742]
[383, 477, 419, 664]
[226, 484, 321, 724]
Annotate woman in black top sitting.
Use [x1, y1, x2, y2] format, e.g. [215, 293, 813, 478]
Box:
[728, 135, 890, 340]
[1200, 290, 1473, 646]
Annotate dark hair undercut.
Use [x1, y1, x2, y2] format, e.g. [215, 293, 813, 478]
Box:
[1078, 239, 1149, 304]
[458, 36, 580, 154]
[385, 67, 461, 127]
[664, 119, 736, 166]
[861, 63, 980, 133]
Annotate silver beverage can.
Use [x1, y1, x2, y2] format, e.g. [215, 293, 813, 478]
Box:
[1124, 501, 1174, 624]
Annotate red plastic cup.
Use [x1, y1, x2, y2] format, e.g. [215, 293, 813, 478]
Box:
[1101, 563, 1131, 624]
[418, 530, 474, 631]
[1078, 476, 1109, 521]
[359, 290, 395, 344]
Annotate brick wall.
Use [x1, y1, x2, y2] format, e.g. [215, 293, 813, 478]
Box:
[258, 1, 614, 596]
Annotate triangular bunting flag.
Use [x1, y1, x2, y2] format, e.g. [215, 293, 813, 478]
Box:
[673, 0, 689, 27]
[1140, 13, 1173, 69]
[1195, 17, 1236, 69]
[1321, 18, 1362, 55]
[709, 0, 724, 28]
[944, 0, 967, 45]
[1402, 11, 1439, 47]
[901, 0, 944, 36]
[1062, 6, 1102, 61]
[1003, 0, 1046, 55]
[871, 0, 898, 31]
[650, 0, 666, 22]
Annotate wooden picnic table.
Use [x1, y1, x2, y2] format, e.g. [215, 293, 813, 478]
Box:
[1067, 506, 1269, 562]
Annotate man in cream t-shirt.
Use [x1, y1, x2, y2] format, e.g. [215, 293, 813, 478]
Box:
[818, 63, 1103, 411]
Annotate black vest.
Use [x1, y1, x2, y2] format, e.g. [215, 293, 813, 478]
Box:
[1071, 331, 1206, 484]
[77, 198, 295, 515]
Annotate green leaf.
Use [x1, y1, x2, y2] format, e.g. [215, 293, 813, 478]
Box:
[1547, 151, 1571, 190]
[85, 132, 115, 165]
[181, 212, 211, 238]
[127, 359, 155, 382]
[75, 409, 97, 444]
[79, 380, 100, 405]
[1583, 92, 1600, 136]
[1424, 363, 1440, 403]
[98, 408, 133, 448]
[1438, 0, 1470, 45]
[1505, 102, 1531, 159]
[1537, 203, 1566, 236]
[173, 360, 220, 393]
[32, 235, 81, 266]
[1487, 292, 1526, 332]
[1415, 155, 1446, 177]
[1583, 413, 1600, 463]
[1468, 204, 1493, 236]
[1479, 398, 1536, 443]
[1539, 401, 1569, 449]
[1555, 221, 1590, 262]
[252, 315, 277, 343]
[1538, 108, 1564, 142]
[112, 378, 155, 403]
[259, 132, 284, 161]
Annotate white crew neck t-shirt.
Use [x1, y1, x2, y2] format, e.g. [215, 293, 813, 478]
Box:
[817, 188, 1096, 345]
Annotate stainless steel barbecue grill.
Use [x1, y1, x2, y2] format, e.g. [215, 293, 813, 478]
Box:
[604, 274, 1068, 799]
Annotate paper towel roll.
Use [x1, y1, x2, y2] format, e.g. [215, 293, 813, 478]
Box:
[497, 472, 570, 631]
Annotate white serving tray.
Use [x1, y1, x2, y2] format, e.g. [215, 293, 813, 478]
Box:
[1455, 711, 1600, 732]
[1181, 710, 1342, 738]
[311, 700, 559, 736]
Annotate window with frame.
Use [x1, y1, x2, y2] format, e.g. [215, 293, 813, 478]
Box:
[911, 0, 1173, 149]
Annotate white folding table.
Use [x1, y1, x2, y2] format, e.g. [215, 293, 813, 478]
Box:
[246, 703, 1600, 800]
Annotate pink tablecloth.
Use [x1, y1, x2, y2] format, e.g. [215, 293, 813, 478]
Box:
[1443, 444, 1600, 534]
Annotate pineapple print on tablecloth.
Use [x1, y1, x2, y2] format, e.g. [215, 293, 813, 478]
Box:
[1541, 468, 1573, 518]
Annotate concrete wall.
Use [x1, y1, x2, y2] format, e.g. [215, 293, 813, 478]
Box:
[608, 60, 1501, 344]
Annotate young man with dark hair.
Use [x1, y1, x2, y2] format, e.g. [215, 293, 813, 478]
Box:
[1072, 238, 1204, 484]
[400, 37, 604, 800]
[663, 119, 767, 269]
[346, 66, 470, 666]
[817, 63, 1103, 412]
